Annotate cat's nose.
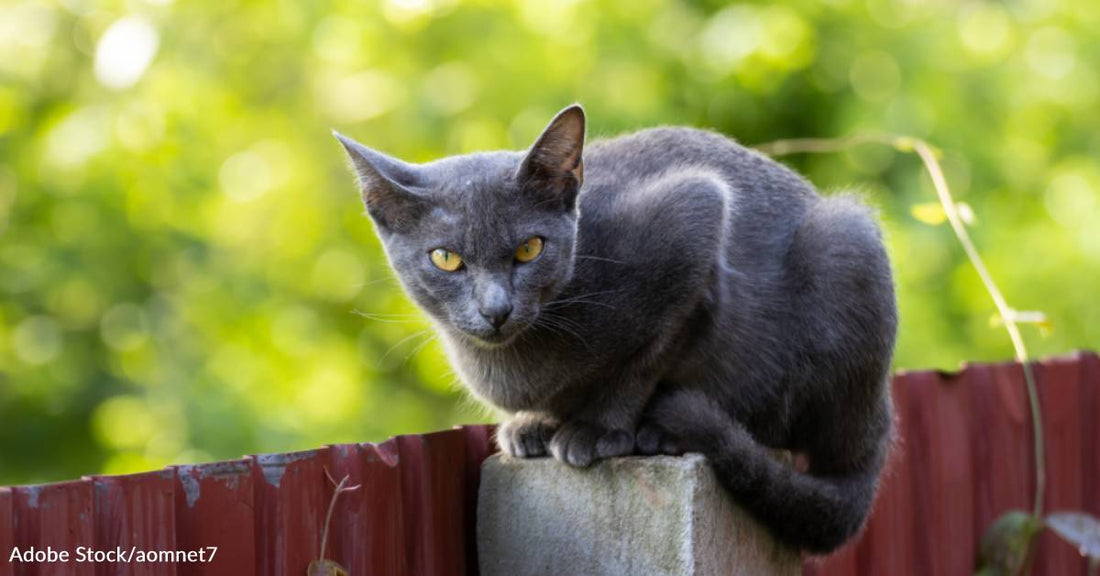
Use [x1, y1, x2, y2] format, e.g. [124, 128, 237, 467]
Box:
[479, 303, 512, 330]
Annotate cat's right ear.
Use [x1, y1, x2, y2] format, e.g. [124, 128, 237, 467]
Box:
[517, 105, 586, 211]
[333, 131, 426, 232]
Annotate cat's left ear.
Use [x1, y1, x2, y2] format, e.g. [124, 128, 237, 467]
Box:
[517, 104, 585, 211]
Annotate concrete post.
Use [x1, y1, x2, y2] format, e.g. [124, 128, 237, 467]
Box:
[477, 454, 801, 576]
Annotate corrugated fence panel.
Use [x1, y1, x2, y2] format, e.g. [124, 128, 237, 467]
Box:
[397, 429, 470, 576]
[0, 488, 11, 576]
[805, 353, 1098, 576]
[1082, 353, 1100, 521]
[965, 362, 1030, 567]
[92, 470, 177, 576]
[12, 479, 94, 576]
[1, 358, 1097, 576]
[173, 460, 255, 576]
[1033, 356, 1088, 574]
[251, 449, 327, 576]
[325, 439, 406, 576]
[460, 425, 495, 576]
[856, 370, 917, 576]
[904, 369, 978, 574]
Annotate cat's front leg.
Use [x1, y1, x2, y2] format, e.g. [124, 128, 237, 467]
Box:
[548, 369, 661, 467]
[497, 411, 560, 458]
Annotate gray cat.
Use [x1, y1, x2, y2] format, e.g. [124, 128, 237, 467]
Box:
[335, 105, 897, 553]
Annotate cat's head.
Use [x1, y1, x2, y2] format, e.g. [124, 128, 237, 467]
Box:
[336, 105, 585, 347]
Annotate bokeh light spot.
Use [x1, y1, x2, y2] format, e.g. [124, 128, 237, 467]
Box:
[100, 303, 150, 351]
[92, 395, 155, 449]
[220, 148, 273, 203]
[957, 2, 1014, 59]
[0, 3, 57, 79]
[384, 0, 435, 27]
[1044, 163, 1098, 229]
[45, 107, 109, 169]
[315, 70, 404, 123]
[699, 5, 762, 74]
[13, 315, 63, 365]
[849, 51, 901, 102]
[423, 63, 479, 115]
[94, 16, 159, 90]
[1026, 26, 1076, 80]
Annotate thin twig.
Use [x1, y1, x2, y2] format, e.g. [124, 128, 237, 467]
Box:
[909, 139, 1046, 518]
[319, 469, 362, 563]
[757, 134, 1046, 519]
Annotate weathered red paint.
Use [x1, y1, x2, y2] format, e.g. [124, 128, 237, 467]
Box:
[1081, 353, 1100, 523]
[966, 361, 1031, 566]
[325, 439, 406, 576]
[173, 460, 254, 575]
[396, 429, 470, 576]
[918, 368, 978, 574]
[0, 357, 1096, 576]
[0, 489, 12, 576]
[316, 426, 496, 576]
[11, 479, 94, 576]
[92, 470, 176, 576]
[251, 448, 327, 576]
[808, 352, 1099, 576]
[1033, 357, 1089, 573]
[460, 425, 496, 576]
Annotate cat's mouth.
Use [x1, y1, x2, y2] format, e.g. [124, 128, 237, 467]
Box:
[467, 329, 519, 348]
[449, 310, 536, 349]
[457, 320, 531, 349]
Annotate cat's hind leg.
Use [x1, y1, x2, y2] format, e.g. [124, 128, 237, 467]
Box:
[644, 388, 891, 554]
[635, 419, 684, 456]
[785, 192, 897, 371]
[645, 193, 896, 553]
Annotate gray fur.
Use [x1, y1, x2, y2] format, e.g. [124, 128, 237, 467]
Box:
[335, 105, 898, 554]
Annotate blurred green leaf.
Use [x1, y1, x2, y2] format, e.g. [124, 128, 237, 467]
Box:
[976, 510, 1042, 576]
[911, 202, 948, 226]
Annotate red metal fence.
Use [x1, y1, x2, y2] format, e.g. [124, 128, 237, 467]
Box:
[808, 351, 1099, 576]
[1, 426, 495, 576]
[1, 352, 1097, 575]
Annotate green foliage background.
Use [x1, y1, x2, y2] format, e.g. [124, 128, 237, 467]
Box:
[0, 0, 1096, 484]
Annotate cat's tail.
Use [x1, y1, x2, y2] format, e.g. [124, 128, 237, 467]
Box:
[645, 389, 889, 554]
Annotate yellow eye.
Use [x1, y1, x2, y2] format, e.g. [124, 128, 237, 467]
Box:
[515, 237, 544, 263]
[430, 248, 463, 272]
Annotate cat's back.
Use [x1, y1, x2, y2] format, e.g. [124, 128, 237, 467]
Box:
[583, 126, 815, 199]
[580, 126, 818, 268]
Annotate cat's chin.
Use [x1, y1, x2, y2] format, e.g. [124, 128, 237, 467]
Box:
[457, 328, 522, 349]
[469, 332, 518, 349]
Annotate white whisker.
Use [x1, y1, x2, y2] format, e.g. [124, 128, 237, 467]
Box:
[379, 329, 433, 364]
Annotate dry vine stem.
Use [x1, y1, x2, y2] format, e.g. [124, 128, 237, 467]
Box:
[308, 469, 362, 576]
[756, 134, 1046, 518]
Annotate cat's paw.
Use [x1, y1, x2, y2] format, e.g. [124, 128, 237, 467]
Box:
[497, 413, 559, 458]
[549, 421, 634, 468]
[635, 421, 685, 456]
